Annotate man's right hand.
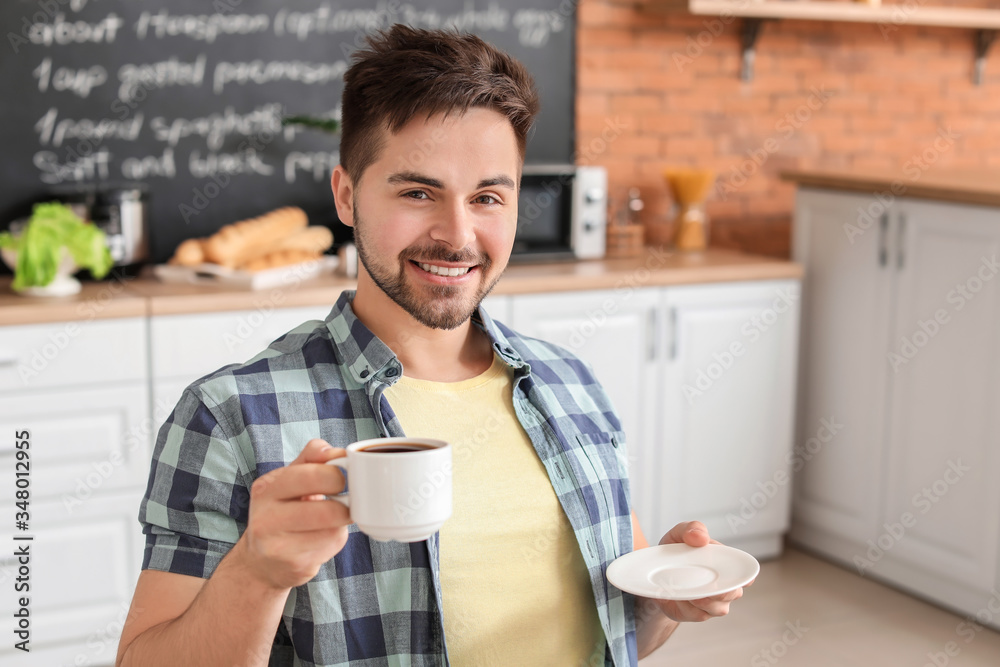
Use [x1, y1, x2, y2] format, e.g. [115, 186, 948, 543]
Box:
[236, 438, 352, 590]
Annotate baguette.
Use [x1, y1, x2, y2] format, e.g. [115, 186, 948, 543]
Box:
[240, 249, 323, 272]
[235, 226, 333, 265]
[168, 238, 205, 266]
[203, 207, 308, 268]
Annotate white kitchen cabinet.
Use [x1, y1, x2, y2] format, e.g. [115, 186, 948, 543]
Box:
[510, 288, 661, 542]
[791, 188, 1000, 628]
[0, 490, 145, 667]
[882, 199, 1000, 594]
[658, 280, 800, 559]
[0, 317, 146, 392]
[790, 189, 896, 547]
[0, 317, 151, 666]
[510, 281, 800, 558]
[0, 383, 151, 503]
[0, 317, 152, 504]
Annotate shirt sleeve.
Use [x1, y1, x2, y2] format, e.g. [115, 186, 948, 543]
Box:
[138, 387, 252, 579]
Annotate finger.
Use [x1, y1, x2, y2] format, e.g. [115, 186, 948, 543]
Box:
[255, 441, 347, 501]
[690, 587, 743, 615]
[659, 521, 711, 547]
[708, 587, 743, 603]
[692, 599, 732, 617]
[291, 439, 343, 465]
[252, 461, 347, 502]
[657, 600, 713, 623]
[264, 496, 353, 533]
[252, 525, 352, 562]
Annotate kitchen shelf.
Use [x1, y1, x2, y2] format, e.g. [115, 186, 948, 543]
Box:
[665, 1, 999, 84]
[687, 1, 1000, 30]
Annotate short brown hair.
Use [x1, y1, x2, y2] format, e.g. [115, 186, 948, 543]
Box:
[339, 24, 540, 181]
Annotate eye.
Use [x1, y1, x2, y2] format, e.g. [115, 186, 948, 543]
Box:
[474, 193, 501, 206]
[403, 190, 429, 200]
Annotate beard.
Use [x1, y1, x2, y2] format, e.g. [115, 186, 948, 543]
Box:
[352, 200, 503, 330]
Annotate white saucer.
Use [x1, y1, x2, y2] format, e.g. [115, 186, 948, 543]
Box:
[606, 543, 759, 601]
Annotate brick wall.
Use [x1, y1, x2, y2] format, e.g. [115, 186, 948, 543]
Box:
[576, 0, 1000, 257]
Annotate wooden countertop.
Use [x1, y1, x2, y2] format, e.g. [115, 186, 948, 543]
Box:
[494, 247, 801, 294]
[781, 168, 1000, 208]
[0, 248, 802, 325]
[0, 278, 148, 325]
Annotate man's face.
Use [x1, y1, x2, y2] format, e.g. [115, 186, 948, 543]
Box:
[336, 108, 520, 330]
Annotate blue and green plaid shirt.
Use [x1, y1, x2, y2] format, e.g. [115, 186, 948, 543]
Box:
[140, 290, 637, 666]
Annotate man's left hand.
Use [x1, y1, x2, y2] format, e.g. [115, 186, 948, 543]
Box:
[651, 521, 754, 623]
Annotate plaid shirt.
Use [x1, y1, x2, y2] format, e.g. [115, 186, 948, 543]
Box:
[140, 290, 637, 666]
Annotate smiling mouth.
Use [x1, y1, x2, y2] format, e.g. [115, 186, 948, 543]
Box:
[413, 261, 474, 277]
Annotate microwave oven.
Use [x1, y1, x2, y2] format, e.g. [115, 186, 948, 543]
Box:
[512, 164, 607, 261]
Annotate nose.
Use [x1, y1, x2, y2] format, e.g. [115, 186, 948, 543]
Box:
[429, 199, 476, 250]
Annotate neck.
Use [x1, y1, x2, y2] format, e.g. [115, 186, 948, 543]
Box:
[351, 275, 494, 382]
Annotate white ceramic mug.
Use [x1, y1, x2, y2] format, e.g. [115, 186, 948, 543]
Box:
[326, 437, 452, 542]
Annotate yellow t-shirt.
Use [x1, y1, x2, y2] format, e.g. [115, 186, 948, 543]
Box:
[384, 355, 606, 666]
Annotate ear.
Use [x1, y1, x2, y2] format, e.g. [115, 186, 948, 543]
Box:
[331, 165, 355, 227]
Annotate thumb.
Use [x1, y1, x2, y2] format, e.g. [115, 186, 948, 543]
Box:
[660, 520, 711, 547]
[682, 521, 711, 547]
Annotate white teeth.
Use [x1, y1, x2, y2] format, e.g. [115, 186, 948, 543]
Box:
[417, 262, 472, 277]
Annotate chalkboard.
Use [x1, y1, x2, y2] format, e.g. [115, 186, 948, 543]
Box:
[0, 0, 575, 264]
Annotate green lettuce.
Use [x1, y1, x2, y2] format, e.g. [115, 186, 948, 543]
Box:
[0, 202, 113, 290]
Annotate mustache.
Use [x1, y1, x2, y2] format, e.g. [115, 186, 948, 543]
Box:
[400, 245, 490, 267]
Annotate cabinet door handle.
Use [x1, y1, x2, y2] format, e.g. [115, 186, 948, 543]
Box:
[668, 307, 678, 361]
[897, 214, 907, 269]
[878, 213, 889, 267]
[647, 309, 658, 361]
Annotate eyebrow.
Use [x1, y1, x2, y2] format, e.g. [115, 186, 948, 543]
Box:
[387, 171, 516, 191]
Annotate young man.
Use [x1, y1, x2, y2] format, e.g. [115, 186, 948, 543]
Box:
[116, 26, 747, 667]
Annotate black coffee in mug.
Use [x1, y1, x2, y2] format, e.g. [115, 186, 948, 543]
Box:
[359, 443, 438, 454]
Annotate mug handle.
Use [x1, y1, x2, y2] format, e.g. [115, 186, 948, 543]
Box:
[325, 459, 350, 508]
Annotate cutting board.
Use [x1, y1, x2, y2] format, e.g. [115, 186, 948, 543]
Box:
[153, 256, 339, 291]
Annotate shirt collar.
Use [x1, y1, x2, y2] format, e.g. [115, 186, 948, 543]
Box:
[324, 290, 400, 386]
[325, 290, 527, 384]
[470, 300, 527, 370]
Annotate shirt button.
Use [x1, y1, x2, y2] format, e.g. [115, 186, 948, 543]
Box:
[385, 367, 399, 377]
[359, 369, 370, 378]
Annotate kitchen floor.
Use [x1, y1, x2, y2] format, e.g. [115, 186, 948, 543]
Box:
[639, 547, 1000, 666]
